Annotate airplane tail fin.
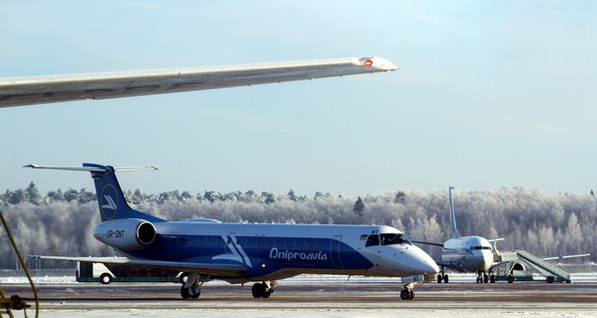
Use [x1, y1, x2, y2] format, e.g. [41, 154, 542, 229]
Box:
[25, 163, 164, 223]
[448, 186, 460, 239]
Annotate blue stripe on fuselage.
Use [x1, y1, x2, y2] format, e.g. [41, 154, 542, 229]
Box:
[120, 233, 373, 278]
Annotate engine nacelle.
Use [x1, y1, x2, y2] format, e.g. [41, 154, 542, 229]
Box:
[93, 218, 156, 250]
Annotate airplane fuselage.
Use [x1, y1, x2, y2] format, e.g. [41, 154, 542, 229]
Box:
[112, 220, 438, 283]
[442, 235, 493, 273]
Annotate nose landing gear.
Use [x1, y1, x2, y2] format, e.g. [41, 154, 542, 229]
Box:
[475, 271, 496, 283]
[400, 282, 415, 300]
[437, 267, 449, 283]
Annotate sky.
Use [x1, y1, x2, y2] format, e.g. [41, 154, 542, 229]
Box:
[1, 1, 596, 197]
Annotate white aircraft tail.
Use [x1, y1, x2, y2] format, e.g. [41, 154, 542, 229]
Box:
[448, 186, 460, 239]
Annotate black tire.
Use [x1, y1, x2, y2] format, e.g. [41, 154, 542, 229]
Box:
[444, 274, 449, 283]
[252, 283, 265, 298]
[437, 274, 443, 283]
[484, 274, 489, 284]
[490, 274, 496, 283]
[99, 273, 112, 285]
[181, 286, 191, 299]
[507, 275, 514, 283]
[400, 289, 412, 300]
[546, 276, 555, 284]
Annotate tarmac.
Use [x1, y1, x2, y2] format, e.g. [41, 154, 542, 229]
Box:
[3, 280, 597, 317]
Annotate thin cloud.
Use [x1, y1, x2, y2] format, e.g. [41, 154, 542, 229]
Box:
[403, 3, 455, 26]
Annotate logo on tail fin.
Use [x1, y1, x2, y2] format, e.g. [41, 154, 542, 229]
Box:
[100, 185, 118, 220]
[102, 195, 117, 210]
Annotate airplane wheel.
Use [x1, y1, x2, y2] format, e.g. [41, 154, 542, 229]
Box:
[484, 274, 489, 283]
[252, 283, 266, 298]
[180, 286, 200, 299]
[443, 274, 449, 283]
[437, 274, 443, 283]
[400, 289, 414, 300]
[99, 273, 112, 285]
[181, 286, 191, 299]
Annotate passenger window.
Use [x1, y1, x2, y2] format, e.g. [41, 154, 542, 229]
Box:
[366, 234, 380, 247]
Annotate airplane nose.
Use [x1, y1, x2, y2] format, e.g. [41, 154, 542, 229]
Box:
[403, 247, 439, 275]
[420, 257, 440, 274]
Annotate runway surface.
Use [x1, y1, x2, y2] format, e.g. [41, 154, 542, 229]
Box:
[3, 278, 597, 317]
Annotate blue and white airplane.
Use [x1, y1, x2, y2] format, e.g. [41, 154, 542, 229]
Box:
[26, 163, 439, 300]
[413, 187, 496, 283]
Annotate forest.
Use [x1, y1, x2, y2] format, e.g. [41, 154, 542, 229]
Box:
[1, 183, 595, 269]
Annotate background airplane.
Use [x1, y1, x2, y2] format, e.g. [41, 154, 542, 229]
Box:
[0, 57, 397, 108]
[413, 186, 496, 283]
[27, 163, 438, 300]
[413, 186, 590, 284]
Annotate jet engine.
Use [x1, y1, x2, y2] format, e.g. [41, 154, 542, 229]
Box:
[93, 218, 156, 250]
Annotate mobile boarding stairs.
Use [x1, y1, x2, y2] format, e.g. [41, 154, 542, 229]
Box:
[494, 249, 575, 284]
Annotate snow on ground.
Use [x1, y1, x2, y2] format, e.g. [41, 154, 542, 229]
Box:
[2, 272, 597, 285]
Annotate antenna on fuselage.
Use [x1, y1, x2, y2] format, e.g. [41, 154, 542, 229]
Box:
[448, 186, 460, 239]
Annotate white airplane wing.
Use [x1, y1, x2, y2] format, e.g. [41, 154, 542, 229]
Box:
[411, 239, 444, 247]
[0, 56, 397, 108]
[28, 255, 247, 276]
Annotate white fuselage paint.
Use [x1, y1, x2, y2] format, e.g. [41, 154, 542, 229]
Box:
[442, 236, 494, 273]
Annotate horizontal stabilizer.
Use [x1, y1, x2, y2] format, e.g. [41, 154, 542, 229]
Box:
[24, 163, 157, 173]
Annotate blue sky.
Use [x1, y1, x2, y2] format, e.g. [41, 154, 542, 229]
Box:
[1, 1, 596, 197]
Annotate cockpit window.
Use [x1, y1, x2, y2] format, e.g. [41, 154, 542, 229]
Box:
[365, 234, 380, 247]
[380, 233, 412, 246]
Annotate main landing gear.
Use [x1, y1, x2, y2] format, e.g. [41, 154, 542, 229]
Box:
[252, 281, 277, 298]
[180, 272, 204, 299]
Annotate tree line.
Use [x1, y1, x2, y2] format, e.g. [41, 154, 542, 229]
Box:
[1, 184, 595, 269]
